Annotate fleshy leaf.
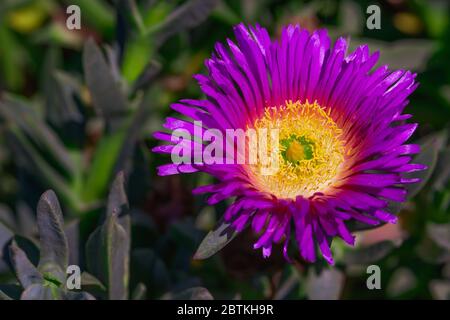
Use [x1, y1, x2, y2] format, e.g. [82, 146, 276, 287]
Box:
[0, 95, 76, 175]
[106, 171, 130, 235]
[9, 241, 43, 289]
[37, 190, 68, 284]
[193, 219, 243, 260]
[83, 38, 128, 128]
[151, 0, 219, 47]
[86, 213, 129, 300]
[405, 131, 447, 199]
[81, 272, 107, 293]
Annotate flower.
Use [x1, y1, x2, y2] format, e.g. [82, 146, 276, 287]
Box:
[153, 24, 425, 264]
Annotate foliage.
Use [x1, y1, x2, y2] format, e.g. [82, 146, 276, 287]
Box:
[0, 0, 449, 300]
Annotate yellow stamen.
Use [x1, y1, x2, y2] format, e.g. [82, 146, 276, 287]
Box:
[247, 100, 345, 199]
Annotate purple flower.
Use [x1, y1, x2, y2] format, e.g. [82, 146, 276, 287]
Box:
[153, 24, 425, 264]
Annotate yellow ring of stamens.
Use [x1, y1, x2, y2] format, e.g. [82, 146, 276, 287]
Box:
[247, 100, 345, 199]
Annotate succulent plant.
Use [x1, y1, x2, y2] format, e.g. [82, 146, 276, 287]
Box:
[0, 0, 449, 301]
[0, 171, 133, 300]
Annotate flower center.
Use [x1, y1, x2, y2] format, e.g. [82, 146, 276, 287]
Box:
[282, 135, 314, 163]
[247, 100, 346, 199]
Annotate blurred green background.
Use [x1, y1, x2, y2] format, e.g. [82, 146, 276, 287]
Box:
[0, 0, 449, 300]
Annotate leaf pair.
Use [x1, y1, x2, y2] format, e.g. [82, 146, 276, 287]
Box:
[3, 191, 94, 300]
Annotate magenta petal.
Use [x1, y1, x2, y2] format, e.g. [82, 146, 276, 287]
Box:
[252, 210, 269, 233]
[299, 220, 316, 262]
[313, 220, 334, 265]
[372, 209, 398, 224]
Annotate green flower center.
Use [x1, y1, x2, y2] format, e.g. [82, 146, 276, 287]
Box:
[281, 135, 314, 164]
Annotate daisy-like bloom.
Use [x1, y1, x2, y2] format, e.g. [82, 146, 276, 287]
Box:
[153, 24, 425, 264]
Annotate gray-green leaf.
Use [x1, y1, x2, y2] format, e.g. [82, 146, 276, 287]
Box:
[86, 214, 129, 300]
[37, 190, 68, 284]
[106, 171, 130, 235]
[151, 0, 219, 47]
[193, 219, 242, 260]
[83, 38, 128, 128]
[9, 241, 43, 289]
[405, 131, 447, 199]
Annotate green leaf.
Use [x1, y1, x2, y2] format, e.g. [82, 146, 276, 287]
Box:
[82, 127, 128, 203]
[83, 38, 128, 128]
[0, 24, 26, 90]
[194, 219, 242, 260]
[4, 131, 77, 211]
[86, 213, 129, 300]
[45, 69, 83, 126]
[344, 240, 396, 265]
[0, 95, 76, 175]
[9, 241, 43, 289]
[106, 171, 130, 234]
[81, 271, 107, 293]
[149, 0, 219, 47]
[405, 131, 447, 199]
[41, 46, 83, 127]
[37, 190, 68, 284]
[306, 268, 344, 300]
[121, 35, 154, 84]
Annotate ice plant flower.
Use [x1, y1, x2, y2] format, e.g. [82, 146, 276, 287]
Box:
[153, 24, 425, 264]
